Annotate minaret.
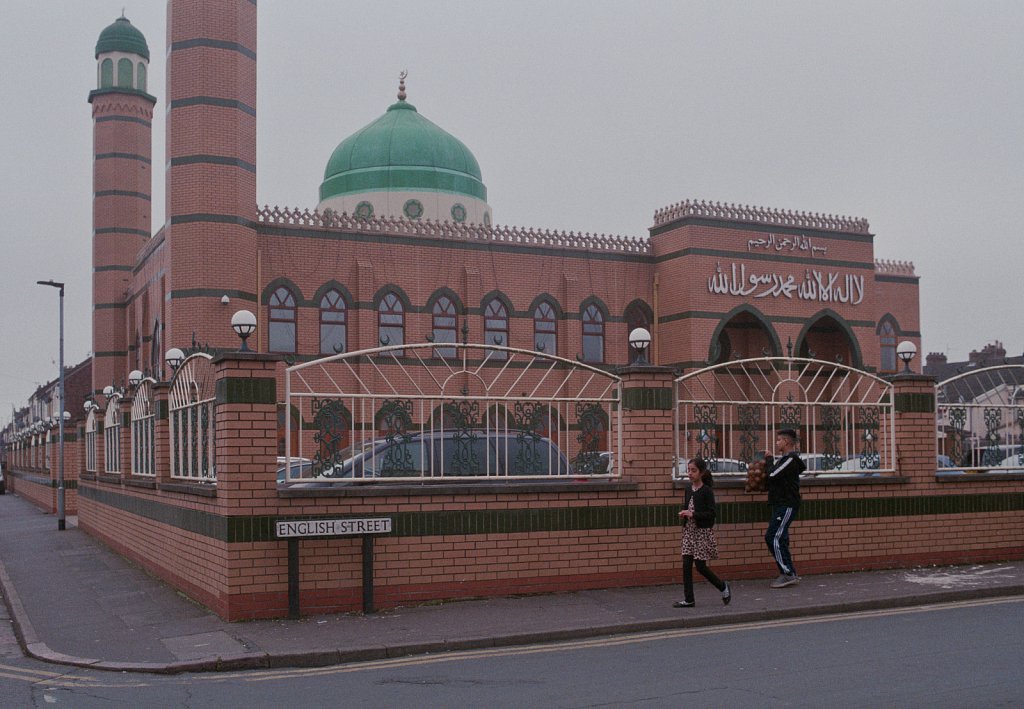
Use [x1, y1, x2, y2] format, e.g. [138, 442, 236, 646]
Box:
[164, 0, 258, 352]
[88, 15, 155, 394]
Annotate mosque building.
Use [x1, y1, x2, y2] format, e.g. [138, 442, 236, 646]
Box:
[3, 2, 938, 621]
[89, 7, 920, 406]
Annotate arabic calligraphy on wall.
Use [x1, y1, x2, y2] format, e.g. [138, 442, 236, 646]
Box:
[748, 233, 827, 256]
[708, 262, 865, 305]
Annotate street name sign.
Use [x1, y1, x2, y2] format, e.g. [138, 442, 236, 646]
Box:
[276, 517, 392, 538]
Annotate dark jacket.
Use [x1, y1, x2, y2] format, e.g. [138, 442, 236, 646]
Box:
[766, 452, 804, 508]
[683, 483, 716, 529]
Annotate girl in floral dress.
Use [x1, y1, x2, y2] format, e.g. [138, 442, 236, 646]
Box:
[674, 457, 731, 607]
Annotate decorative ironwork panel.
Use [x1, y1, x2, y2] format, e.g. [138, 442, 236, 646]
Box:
[936, 365, 1024, 472]
[284, 343, 620, 481]
[676, 356, 895, 479]
[168, 354, 216, 481]
[312, 398, 350, 474]
[737, 405, 760, 463]
[572, 402, 607, 476]
[820, 405, 843, 470]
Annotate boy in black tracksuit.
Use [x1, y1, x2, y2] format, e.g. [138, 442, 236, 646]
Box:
[764, 428, 805, 588]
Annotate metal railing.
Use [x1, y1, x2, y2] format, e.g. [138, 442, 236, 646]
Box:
[674, 357, 895, 479]
[283, 342, 621, 482]
[103, 401, 121, 474]
[936, 364, 1024, 474]
[131, 378, 156, 477]
[85, 411, 97, 473]
[168, 354, 216, 482]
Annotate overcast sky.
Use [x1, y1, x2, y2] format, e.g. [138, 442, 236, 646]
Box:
[1, 0, 1022, 417]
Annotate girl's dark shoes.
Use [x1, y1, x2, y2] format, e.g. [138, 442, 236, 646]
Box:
[673, 600, 695, 608]
[722, 581, 731, 605]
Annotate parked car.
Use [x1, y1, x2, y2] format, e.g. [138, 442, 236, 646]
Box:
[276, 456, 312, 484]
[676, 457, 747, 478]
[995, 453, 1024, 473]
[314, 431, 574, 480]
[800, 453, 843, 475]
[0, 466, 6, 494]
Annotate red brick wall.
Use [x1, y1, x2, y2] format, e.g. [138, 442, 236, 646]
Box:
[74, 359, 1024, 621]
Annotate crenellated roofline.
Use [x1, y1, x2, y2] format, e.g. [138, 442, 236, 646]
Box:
[653, 199, 871, 235]
[257, 206, 650, 254]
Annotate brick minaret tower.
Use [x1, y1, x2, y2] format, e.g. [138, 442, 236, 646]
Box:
[165, 0, 258, 352]
[88, 15, 155, 394]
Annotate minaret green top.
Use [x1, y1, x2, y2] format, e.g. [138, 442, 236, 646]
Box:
[95, 14, 150, 60]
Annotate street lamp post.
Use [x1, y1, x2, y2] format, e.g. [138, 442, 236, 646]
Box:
[37, 279, 66, 531]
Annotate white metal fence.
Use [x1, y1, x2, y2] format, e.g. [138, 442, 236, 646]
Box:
[675, 356, 895, 479]
[169, 354, 216, 482]
[85, 410, 97, 473]
[103, 399, 121, 474]
[131, 378, 156, 477]
[936, 364, 1024, 473]
[283, 342, 621, 482]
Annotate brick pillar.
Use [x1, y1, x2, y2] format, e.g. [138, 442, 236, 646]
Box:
[892, 373, 937, 481]
[213, 353, 280, 509]
[152, 382, 171, 485]
[617, 365, 677, 492]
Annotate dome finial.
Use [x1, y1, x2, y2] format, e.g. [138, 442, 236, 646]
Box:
[397, 70, 408, 101]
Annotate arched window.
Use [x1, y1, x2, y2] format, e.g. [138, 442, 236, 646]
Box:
[879, 320, 897, 373]
[268, 286, 297, 354]
[100, 58, 113, 88]
[432, 296, 458, 358]
[137, 62, 147, 92]
[117, 58, 133, 89]
[484, 298, 509, 360]
[533, 301, 557, 356]
[319, 289, 347, 355]
[378, 292, 405, 354]
[582, 304, 605, 363]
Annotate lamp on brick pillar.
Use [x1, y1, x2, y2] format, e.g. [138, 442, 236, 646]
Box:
[897, 341, 917, 374]
[165, 348, 185, 373]
[231, 309, 257, 352]
[629, 327, 652, 366]
[128, 370, 143, 388]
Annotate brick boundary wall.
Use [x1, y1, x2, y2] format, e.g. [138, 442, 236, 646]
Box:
[74, 357, 1024, 620]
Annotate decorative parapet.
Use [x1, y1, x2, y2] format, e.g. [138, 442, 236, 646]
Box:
[652, 199, 871, 234]
[874, 259, 916, 276]
[256, 206, 650, 254]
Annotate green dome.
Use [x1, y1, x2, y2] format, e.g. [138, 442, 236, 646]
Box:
[95, 16, 150, 61]
[320, 100, 487, 203]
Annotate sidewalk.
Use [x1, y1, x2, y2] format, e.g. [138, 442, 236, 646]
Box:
[2, 492, 1023, 674]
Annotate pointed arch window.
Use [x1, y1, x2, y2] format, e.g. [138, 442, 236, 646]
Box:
[100, 58, 113, 88]
[533, 301, 557, 356]
[319, 289, 347, 355]
[879, 320, 897, 373]
[484, 298, 509, 360]
[378, 292, 405, 355]
[137, 62, 147, 92]
[117, 58, 133, 89]
[432, 296, 458, 358]
[582, 304, 605, 364]
[268, 286, 297, 354]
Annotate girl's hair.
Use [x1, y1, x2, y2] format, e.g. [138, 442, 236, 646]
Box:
[688, 457, 714, 486]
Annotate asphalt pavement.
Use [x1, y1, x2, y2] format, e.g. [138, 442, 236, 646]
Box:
[2, 491, 1023, 674]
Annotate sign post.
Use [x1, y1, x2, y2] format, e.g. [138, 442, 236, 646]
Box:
[276, 517, 393, 618]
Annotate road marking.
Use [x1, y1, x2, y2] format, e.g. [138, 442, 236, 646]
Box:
[201, 594, 1024, 683]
